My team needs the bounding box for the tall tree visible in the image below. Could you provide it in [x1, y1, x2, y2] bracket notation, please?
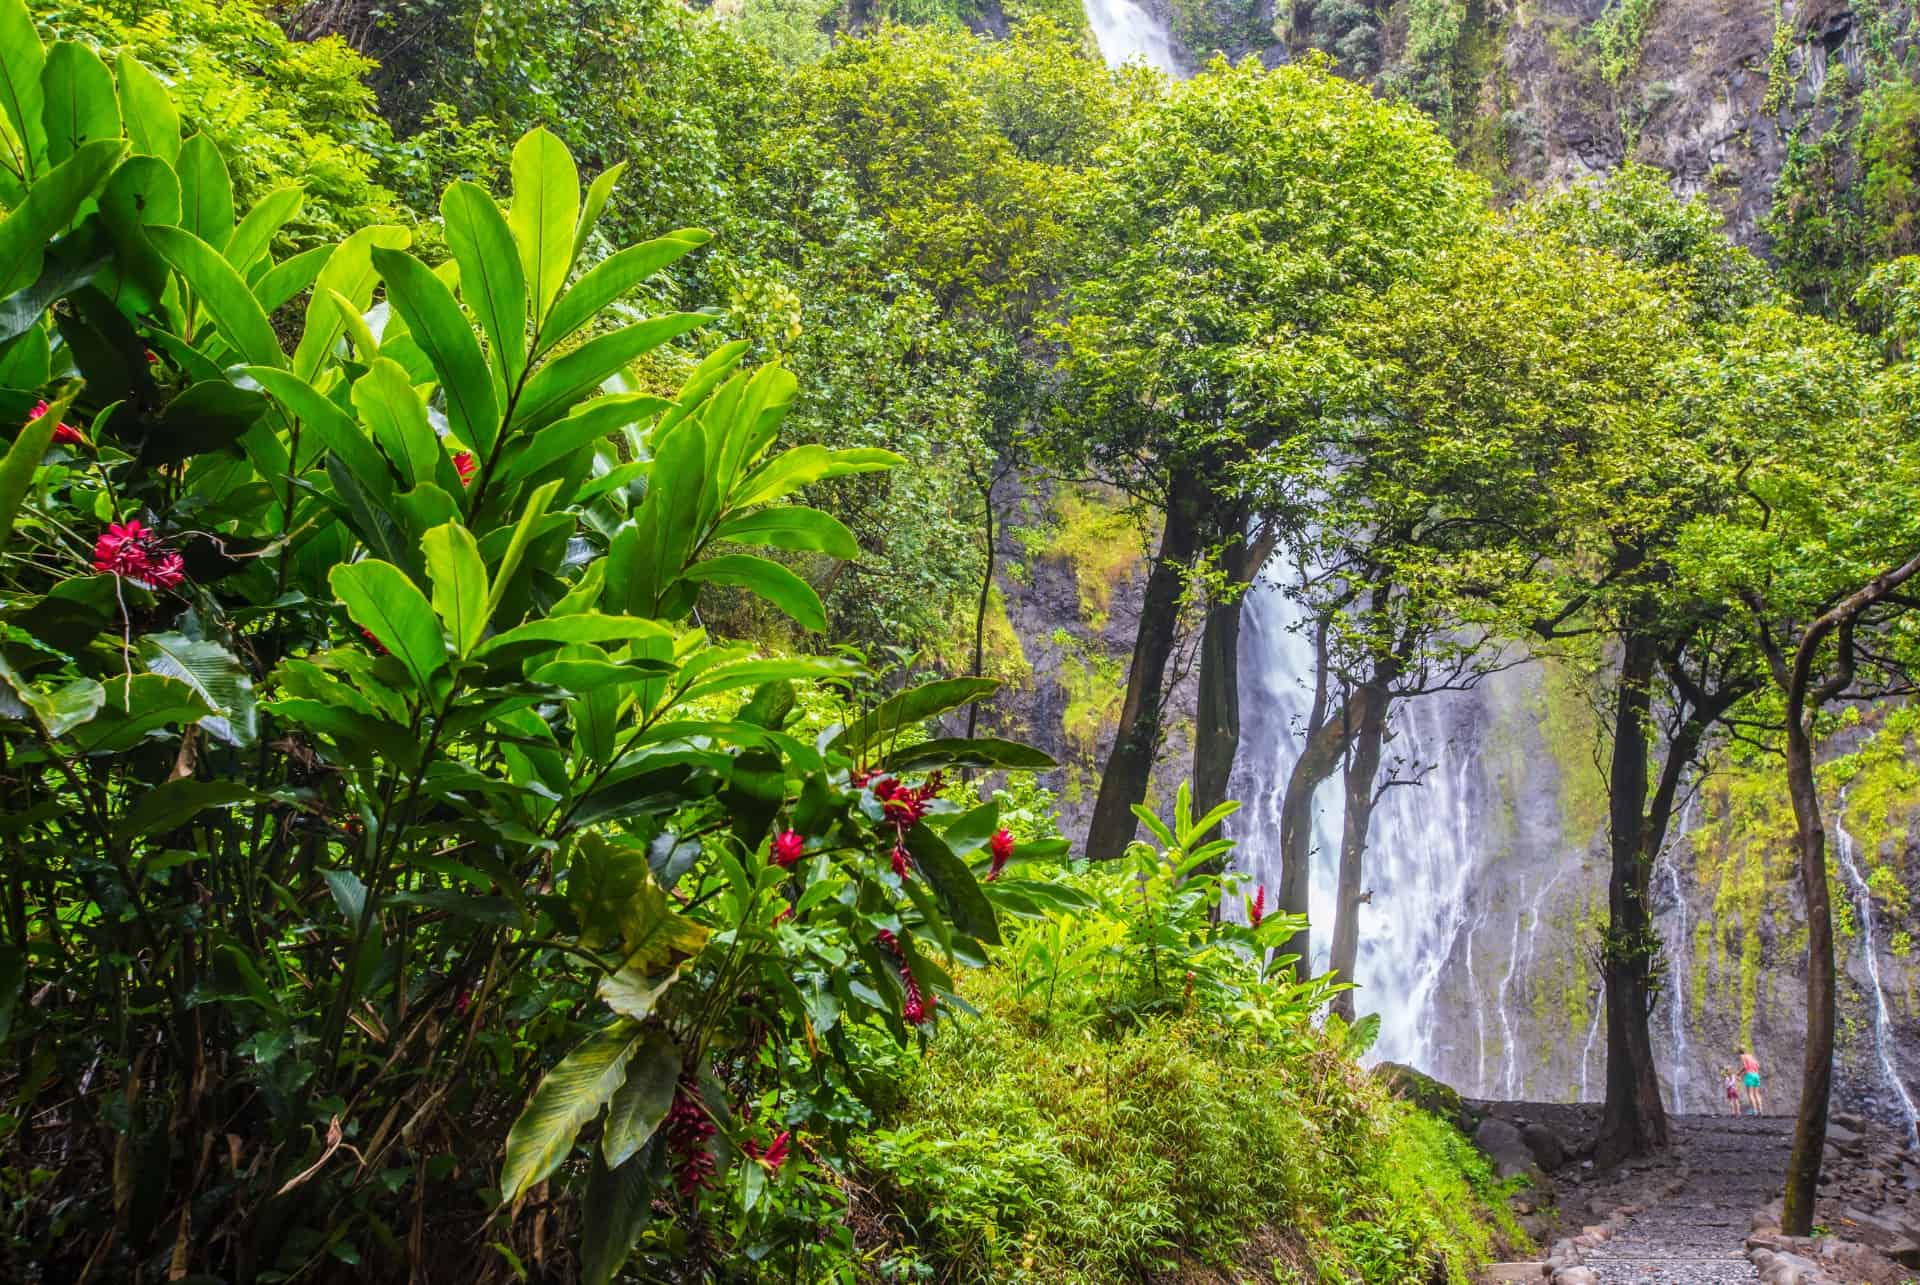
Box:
[1048, 54, 1483, 858]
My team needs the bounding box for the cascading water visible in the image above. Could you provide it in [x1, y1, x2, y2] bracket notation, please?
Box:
[1230, 573, 1499, 1075]
[1080, 0, 1180, 75]
[1832, 801, 1920, 1147]
[1652, 793, 1700, 1112]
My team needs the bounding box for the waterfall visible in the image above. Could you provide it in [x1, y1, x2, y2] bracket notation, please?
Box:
[1833, 802, 1920, 1147]
[1230, 574, 1497, 1076]
[1653, 793, 1699, 1112]
[1081, 0, 1181, 75]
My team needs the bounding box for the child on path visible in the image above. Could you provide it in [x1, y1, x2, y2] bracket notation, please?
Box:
[1740, 1049, 1764, 1115]
[1723, 1066, 1740, 1117]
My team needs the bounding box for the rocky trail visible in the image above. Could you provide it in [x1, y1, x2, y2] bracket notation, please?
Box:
[1464, 1102, 1920, 1285]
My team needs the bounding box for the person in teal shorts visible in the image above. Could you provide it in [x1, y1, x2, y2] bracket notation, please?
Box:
[1739, 1049, 1764, 1115]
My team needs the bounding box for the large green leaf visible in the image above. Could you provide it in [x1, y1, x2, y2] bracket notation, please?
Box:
[571, 160, 626, 269]
[292, 225, 411, 381]
[69, 674, 213, 753]
[113, 779, 253, 845]
[679, 554, 825, 632]
[114, 51, 178, 166]
[885, 737, 1056, 772]
[482, 478, 559, 616]
[224, 186, 303, 276]
[422, 521, 489, 657]
[150, 225, 284, 369]
[537, 231, 710, 357]
[246, 365, 392, 496]
[711, 505, 860, 559]
[580, 1152, 650, 1285]
[351, 357, 444, 490]
[500, 1021, 646, 1204]
[599, 1032, 679, 1168]
[0, 387, 76, 544]
[508, 127, 580, 333]
[252, 243, 329, 315]
[510, 313, 713, 436]
[903, 822, 1001, 946]
[40, 42, 118, 169]
[474, 613, 670, 662]
[828, 677, 1000, 759]
[568, 835, 711, 963]
[442, 181, 527, 388]
[176, 133, 233, 252]
[329, 561, 448, 697]
[597, 963, 682, 1024]
[0, 0, 47, 183]
[371, 247, 501, 459]
[0, 139, 122, 296]
[734, 444, 904, 508]
[95, 155, 181, 314]
[140, 380, 265, 466]
[138, 631, 256, 746]
[498, 393, 668, 488]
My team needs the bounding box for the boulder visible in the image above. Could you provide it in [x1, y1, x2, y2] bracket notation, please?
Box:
[1475, 1118, 1548, 1188]
[1550, 1269, 1598, 1285]
[1375, 1062, 1471, 1131]
[1521, 1121, 1568, 1172]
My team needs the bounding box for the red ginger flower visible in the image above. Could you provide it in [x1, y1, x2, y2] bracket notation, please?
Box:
[1249, 885, 1266, 929]
[453, 451, 476, 485]
[771, 829, 805, 868]
[986, 828, 1015, 881]
[744, 1130, 791, 1174]
[92, 520, 185, 589]
[890, 844, 911, 878]
[665, 1077, 717, 1198]
[875, 928, 930, 1025]
[31, 400, 84, 447]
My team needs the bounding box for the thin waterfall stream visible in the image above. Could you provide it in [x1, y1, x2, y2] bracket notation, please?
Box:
[1081, 0, 1179, 73]
[1833, 800, 1920, 1147]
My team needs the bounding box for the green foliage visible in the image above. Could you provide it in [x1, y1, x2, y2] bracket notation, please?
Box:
[0, 37, 1071, 1280]
[851, 791, 1521, 1282]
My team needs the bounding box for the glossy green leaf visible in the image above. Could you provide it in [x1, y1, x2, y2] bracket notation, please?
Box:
[734, 444, 904, 508]
[0, 139, 122, 296]
[442, 180, 527, 387]
[115, 51, 178, 165]
[245, 365, 392, 497]
[176, 133, 233, 252]
[0, 387, 76, 545]
[351, 357, 442, 490]
[474, 614, 670, 661]
[69, 674, 213, 753]
[599, 1032, 679, 1169]
[885, 737, 1056, 772]
[225, 186, 304, 275]
[829, 677, 1000, 759]
[904, 822, 1000, 946]
[371, 246, 501, 458]
[150, 224, 284, 369]
[679, 554, 825, 632]
[329, 560, 447, 696]
[580, 1153, 650, 1285]
[483, 479, 559, 617]
[423, 521, 489, 657]
[571, 160, 626, 270]
[508, 127, 580, 333]
[252, 243, 329, 315]
[40, 42, 118, 168]
[711, 505, 860, 559]
[292, 224, 411, 381]
[95, 155, 181, 313]
[114, 779, 253, 844]
[139, 631, 256, 746]
[0, 0, 47, 182]
[537, 231, 709, 357]
[498, 393, 668, 488]
[500, 1021, 645, 1204]
[510, 312, 713, 436]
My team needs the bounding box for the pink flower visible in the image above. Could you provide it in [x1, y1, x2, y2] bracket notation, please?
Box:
[91, 520, 185, 589]
[986, 828, 1014, 881]
[453, 451, 476, 485]
[771, 829, 805, 868]
[890, 844, 911, 878]
[1249, 886, 1266, 929]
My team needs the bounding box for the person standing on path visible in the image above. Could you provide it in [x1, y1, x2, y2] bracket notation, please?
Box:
[1740, 1049, 1764, 1115]
[1723, 1065, 1741, 1117]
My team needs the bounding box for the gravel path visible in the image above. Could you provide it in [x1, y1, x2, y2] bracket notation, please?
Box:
[1581, 1115, 1792, 1284]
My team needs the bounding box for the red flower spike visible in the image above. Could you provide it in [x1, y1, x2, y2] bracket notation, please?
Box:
[876, 928, 897, 952]
[1249, 886, 1266, 929]
[744, 1130, 792, 1174]
[890, 844, 911, 878]
[771, 829, 805, 868]
[453, 451, 477, 485]
[986, 828, 1015, 881]
[91, 520, 186, 590]
[665, 1078, 717, 1198]
[773, 904, 794, 926]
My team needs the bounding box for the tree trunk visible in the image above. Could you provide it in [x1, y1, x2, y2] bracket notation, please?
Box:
[1328, 679, 1388, 1022]
[1192, 515, 1251, 837]
[1084, 470, 1204, 859]
[965, 463, 1000, 743]
[1594, 625, 1670, 1167]
[1277, 691, 1353, 980]
[1780, 697, 1832, 1234]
